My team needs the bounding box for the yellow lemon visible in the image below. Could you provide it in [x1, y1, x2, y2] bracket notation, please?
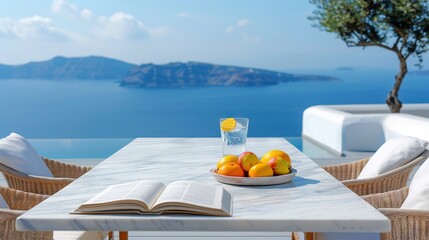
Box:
[221, 118, 236, 131]
[248, 163, 274, 177]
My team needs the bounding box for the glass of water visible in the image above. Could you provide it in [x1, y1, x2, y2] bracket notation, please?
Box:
[219, 118, 249, 156]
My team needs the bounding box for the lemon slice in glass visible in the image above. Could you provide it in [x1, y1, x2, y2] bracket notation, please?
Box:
[221, 118, 236, 131]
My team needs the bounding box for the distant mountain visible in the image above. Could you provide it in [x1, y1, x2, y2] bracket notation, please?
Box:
[0, 56, 137, 80]
[0, 57, 341, 87]
[336, 67, 354, 71]
[121, 62, 340, 88]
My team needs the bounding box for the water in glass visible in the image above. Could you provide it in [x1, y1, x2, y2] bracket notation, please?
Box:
[220, 118, 249, 155]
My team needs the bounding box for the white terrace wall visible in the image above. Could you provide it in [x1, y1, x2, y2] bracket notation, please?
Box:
[302, 104, 429, 155]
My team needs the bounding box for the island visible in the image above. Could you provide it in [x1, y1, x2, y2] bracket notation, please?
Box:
[121, 62, 340, 87]
[0, 56, 137, 80]
[0, 56, 341, 87]
[335, 67, 354, 71]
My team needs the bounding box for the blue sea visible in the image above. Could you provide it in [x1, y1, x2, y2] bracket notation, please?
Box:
[0, 69, 428, 138]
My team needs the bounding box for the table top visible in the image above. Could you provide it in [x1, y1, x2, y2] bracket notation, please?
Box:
[17, 138, 390, 233]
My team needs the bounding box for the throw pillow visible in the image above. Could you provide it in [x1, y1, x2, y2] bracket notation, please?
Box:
[357, 137, 428, 179]
[401, 152, 429, 209]
[0, 132, 53, 177]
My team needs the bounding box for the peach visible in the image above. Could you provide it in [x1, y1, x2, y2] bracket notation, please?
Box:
[238, 151, 259, 172]
[217, 155, 239, 169]
[260, 150, 291, 165]
[248, 163, 274, 177]
[217, 163, 245, 177]
[267, 157, 291, 175]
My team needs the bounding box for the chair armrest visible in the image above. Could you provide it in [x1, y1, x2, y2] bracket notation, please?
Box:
[0, 186, 49, 210]
[341, 165, 412, 196]
[361, 187, 408, 209]
[0, 208, 23, 224]
[322, 158, 369, 181]
[339, 151, 425, 196]
[3, 171, 74, 195]
[378, 208, 429, 240]
[0, 209, 53, 240]
[43, 157, 92, 178]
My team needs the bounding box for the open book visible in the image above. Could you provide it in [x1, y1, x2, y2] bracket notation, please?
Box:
[73, 180, 232, 216]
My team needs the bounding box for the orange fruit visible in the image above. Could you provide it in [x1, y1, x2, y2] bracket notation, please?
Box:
[217, 155, 239, 169]
[260, 150, 291, 165]
[248, 163, 274, 177]
[217, 162, 245, 177]
[220, 118, 236, 131]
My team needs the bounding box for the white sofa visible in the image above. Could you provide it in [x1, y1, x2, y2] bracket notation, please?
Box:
[302, 104, 429, 155]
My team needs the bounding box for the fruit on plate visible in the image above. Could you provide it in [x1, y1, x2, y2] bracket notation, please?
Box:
[260, 150, 291, 165]
[238, 151, 260, 171]
[215, 150, 293, 178]
[248, 163, 274, 177]
[267, 157, 291, 175]
[217, 155, 239, 169]
[217, 162, 245, 177]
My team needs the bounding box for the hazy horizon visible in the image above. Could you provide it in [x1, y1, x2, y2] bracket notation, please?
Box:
[1, 0, 428, 72]
[0, 54, 419, 74]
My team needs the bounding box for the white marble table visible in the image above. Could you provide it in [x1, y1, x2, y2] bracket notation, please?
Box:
[17, 138, 390, 239]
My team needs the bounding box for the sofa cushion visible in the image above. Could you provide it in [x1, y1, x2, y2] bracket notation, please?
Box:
[357, 137, 428, 179]
[401, 153, 429, 209]
[0, 133, 53, 177]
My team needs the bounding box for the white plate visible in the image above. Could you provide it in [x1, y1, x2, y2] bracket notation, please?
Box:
[210, 168, 297, 186]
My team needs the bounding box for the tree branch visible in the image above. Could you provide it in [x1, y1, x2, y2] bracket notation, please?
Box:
[354, 41, 394, 52]
[392, 36, 401, 50]
[352, 32, 363, 41]
[399, 36, 408, 52]
[393, 27, 409, 53]
[405, 38, 419, 59]
[347, 32, 395, 51]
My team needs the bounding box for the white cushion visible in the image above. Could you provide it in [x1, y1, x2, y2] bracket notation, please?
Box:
[0, 132, 53, 177]
[401, 153, 429, 210]
[53, 231, 108, 240]
[357, 137, 428, 179]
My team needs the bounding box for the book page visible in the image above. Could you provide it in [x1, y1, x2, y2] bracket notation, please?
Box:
[82, 180, 166, 210]
[154, 181, 230, 212]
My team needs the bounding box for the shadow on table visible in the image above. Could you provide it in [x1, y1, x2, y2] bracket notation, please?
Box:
[288, 176, 320, 188]
[234, 176, 320, 189]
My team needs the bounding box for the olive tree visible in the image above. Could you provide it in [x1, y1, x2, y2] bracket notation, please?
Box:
[309, 0, 429, 112]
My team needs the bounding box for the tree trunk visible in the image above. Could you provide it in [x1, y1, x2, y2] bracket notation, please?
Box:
[386, 53, 407, 113]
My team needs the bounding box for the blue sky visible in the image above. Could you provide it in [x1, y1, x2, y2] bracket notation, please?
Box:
[0, 0, 426, 71]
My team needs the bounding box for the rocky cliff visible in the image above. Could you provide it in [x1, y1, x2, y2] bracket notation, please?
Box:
[0, 57, 340, 86]
[121, 62, 339, 87]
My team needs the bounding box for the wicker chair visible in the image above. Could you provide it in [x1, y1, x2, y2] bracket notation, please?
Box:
[0, 157, 92, 195]
[0, 186, 107, 240]
[291, 189, 429, 240]
[322, 149, 429, 196]
[362, 187, 429, 240]
[292, 150, 429, 240]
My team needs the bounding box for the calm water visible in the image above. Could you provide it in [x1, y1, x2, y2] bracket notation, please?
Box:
[0, 69, 428, 138]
